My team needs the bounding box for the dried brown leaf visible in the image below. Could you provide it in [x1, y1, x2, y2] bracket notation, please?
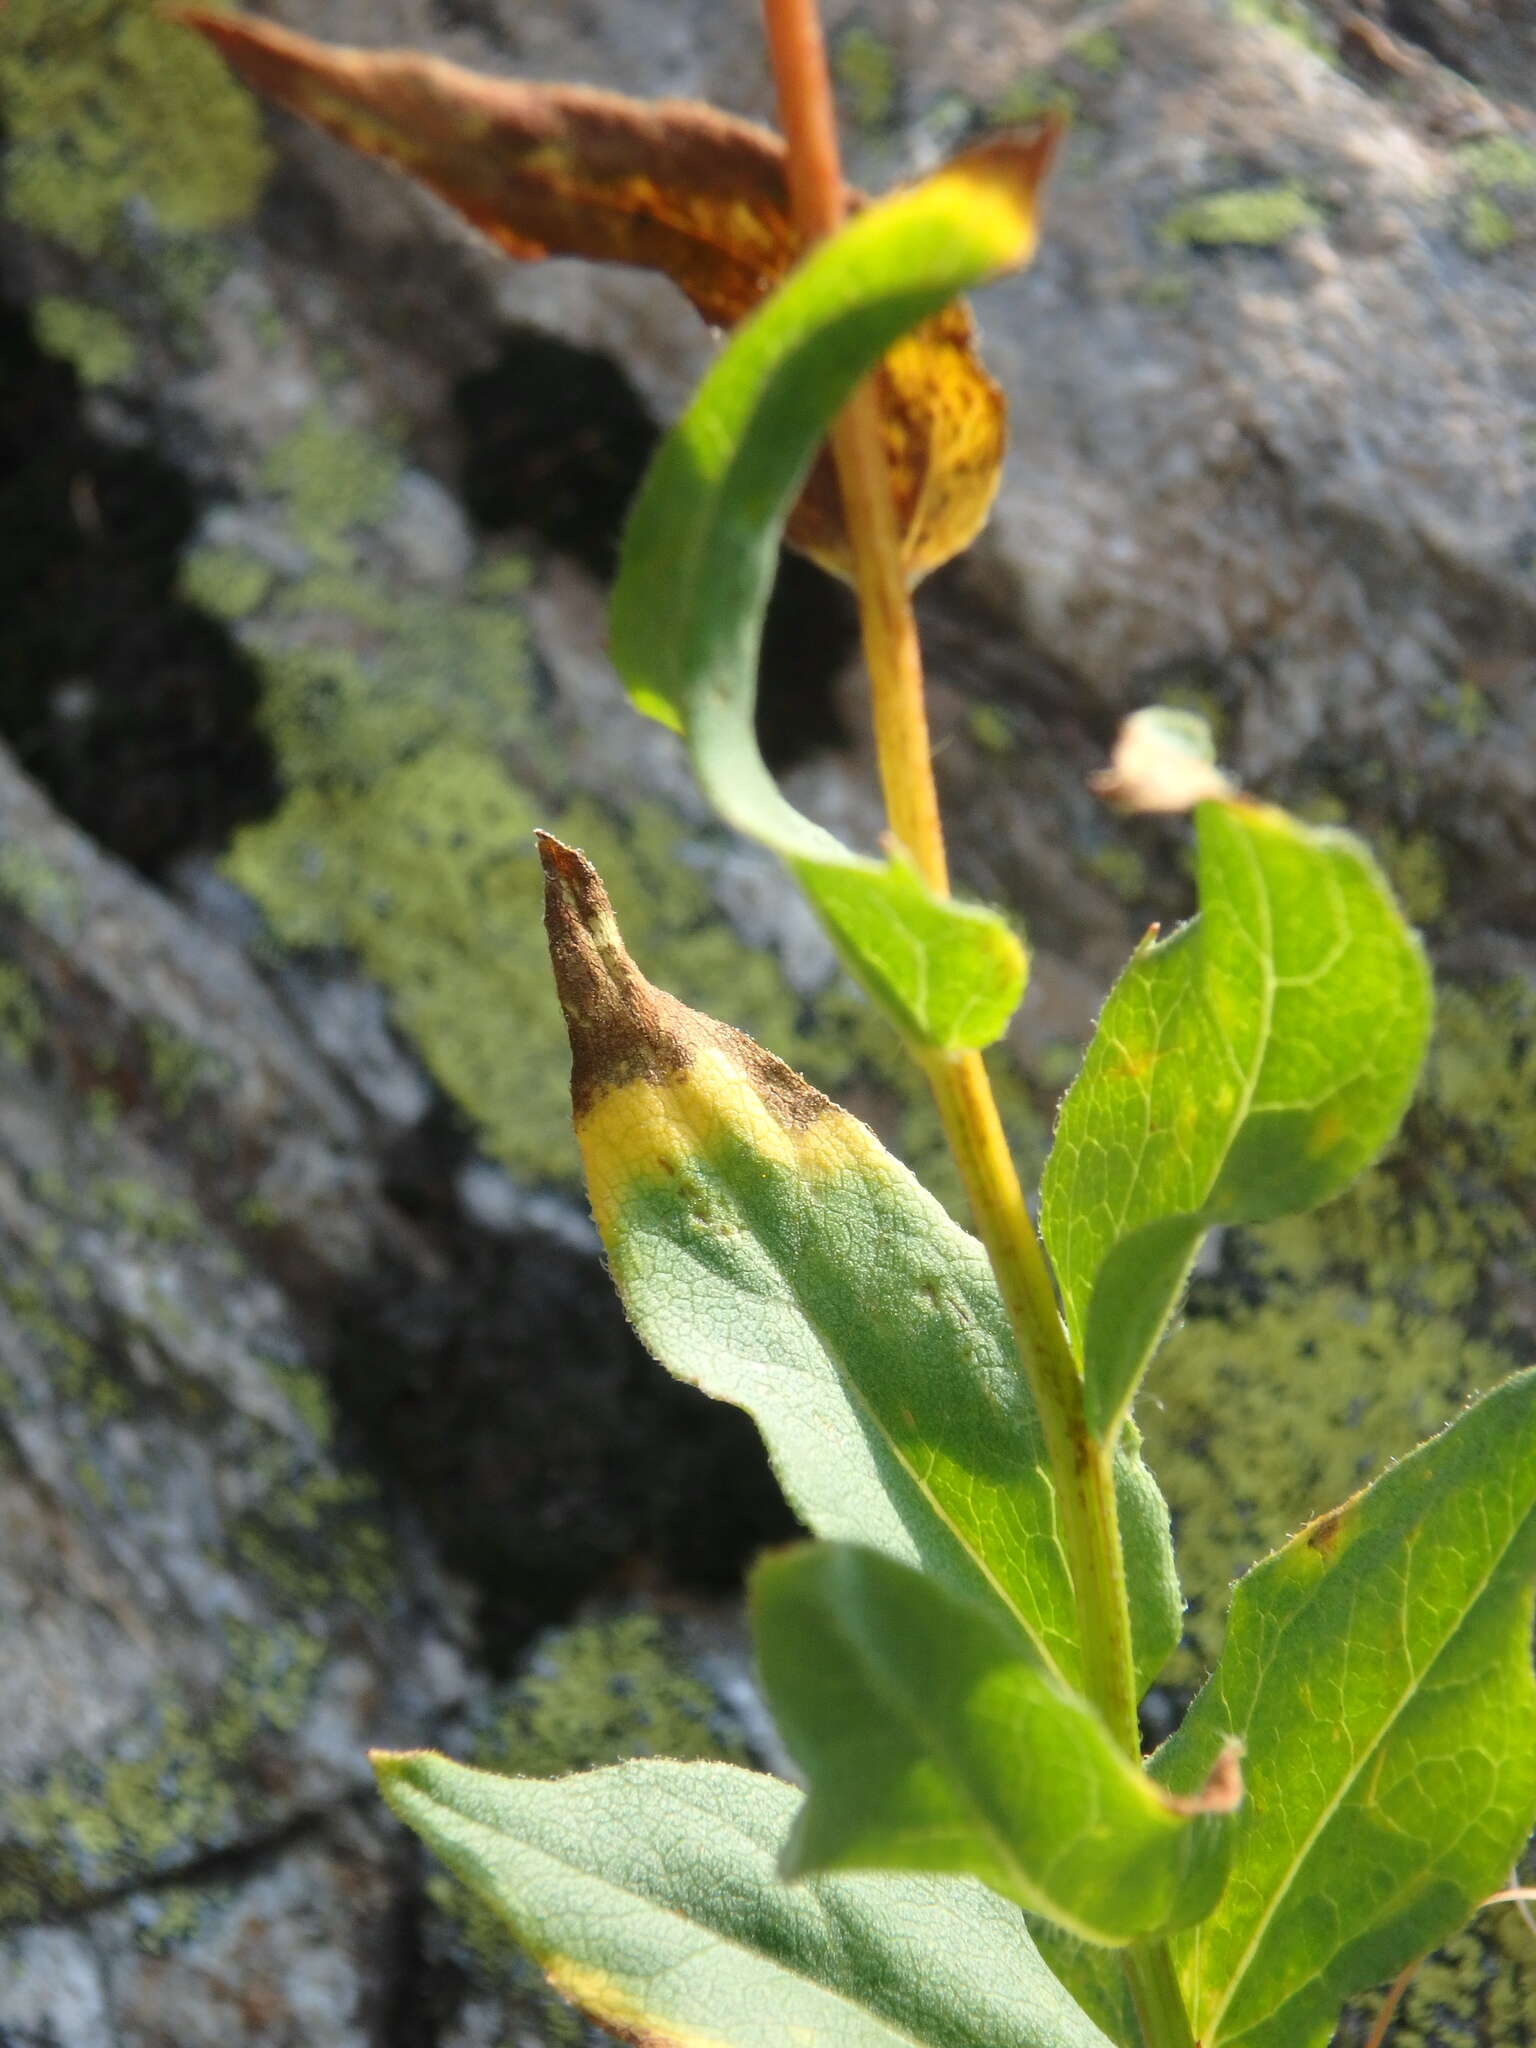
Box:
[175, 7, 1054, 584]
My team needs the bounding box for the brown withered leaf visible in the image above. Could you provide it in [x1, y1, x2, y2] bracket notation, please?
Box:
[175, 7, 1050, 586]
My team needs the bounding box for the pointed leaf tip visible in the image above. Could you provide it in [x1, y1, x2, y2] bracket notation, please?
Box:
[956, 111, 1068, 227]
[536, 832, 678, 1115]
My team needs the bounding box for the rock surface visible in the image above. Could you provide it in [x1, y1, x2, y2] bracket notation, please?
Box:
[1, 0, 1533, 2040]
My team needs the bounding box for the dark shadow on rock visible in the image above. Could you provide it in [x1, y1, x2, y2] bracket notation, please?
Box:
[328, 1105, 797, 1675]
[454, 325, 858, 772]
[0, 299, 277, 874]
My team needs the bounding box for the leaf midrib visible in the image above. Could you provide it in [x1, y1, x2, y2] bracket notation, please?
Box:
[1201, 1485, 1536, 2043]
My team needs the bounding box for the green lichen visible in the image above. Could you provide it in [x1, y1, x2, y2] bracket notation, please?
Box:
[31, 296, 137, 387]
[1374, 828, 1448, 925]
[1158, 182, 1322, 249]
[1461, 193, 1516, 257]
[0, 1269, 126, 1426]
[1230, 0, 1337, 63]
[1084, 843, 1149, 905]
[0, 964, 44, 1064]
[1425, 677, 1491, 742]
[94, 1177, 201, 1245]
[966, 704, 1016, 755]
[1453, 134, 1536, 192]
[0, 847, 83, 936]
[1343, 1913, 1536, 2047]
[177, 545, 277, 623]
[832, 25, 898, 131]
[987, 75, 1078, 128]
[1135, 271, 1197, 313]
[142, 1018, 227, 1118]
[0, 0, 270, 260]
[1142, 980, 1536, 1680]
[1449, 137, 1535, 256]
[85, 1087, 121, 1138]
[1, 1622, 325, 1919]
[472, 1615, 748, 1781]
[228, 1466, 392, 1614]
[1068, 29, 1123, 74]
[258, 413, 403, 568]
[132, 1883, 225, 1958]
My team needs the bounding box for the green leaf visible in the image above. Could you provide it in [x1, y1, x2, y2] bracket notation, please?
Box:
[754, 1542, 1235, 1945]
[1040, 797, 1431, 1442]
[1027, 1922, 1146, 2048]
[1152, 1367, 1536, 2048]
[374, 1753, 1116, 2048]
[542, 836, 1182, 1695]
[609, 136, 1060, 1051]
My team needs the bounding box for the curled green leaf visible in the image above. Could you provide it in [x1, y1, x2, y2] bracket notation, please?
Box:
[610, 131, 1062, 1050]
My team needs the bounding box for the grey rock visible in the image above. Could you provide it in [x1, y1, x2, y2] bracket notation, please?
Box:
[0, 1809, 403, 2048]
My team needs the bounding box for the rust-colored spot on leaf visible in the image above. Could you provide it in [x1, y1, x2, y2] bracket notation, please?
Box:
[174, 7, 1057, 584]
[1305, 1502, 1351, 1556]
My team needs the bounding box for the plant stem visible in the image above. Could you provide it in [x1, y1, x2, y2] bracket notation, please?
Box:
[759, 4, 1194, 2043]
[759, 0, 949, 894]
[921, 1046, 1139, 1753]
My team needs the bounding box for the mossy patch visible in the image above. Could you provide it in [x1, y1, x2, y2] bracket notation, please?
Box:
[1, 1623, 325, 1921]
[1374, 828, 1448, 926]
[0, 0, 270, 261]
[1158, 182, 1322, 249]
[142, 1017, 233, 1120]
[0, 963, 45, 1064]
[228, 1465, 393, 1614]
[258, 413, 403, 567]
[1450, 136, 1535, 256]
[1460, 193, 1516, 257]
[31, 297, 137, 388]
[0, 847, 83, 937]
[1067, 29, 1123, 75]
[176, 545, 277, 623]
[987, 75, 1079, 128]
[1453, 134, 1536, 193]
[1142, 979, 1536, 1680]
[966, 704, 1016, 755]
[1342, 1909, 1536, 2047]
[832, 25, 898, 131]
[1230, 0, 1337, 64]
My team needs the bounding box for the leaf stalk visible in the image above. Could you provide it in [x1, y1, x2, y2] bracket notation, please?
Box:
[759, 3, 1196, 2040]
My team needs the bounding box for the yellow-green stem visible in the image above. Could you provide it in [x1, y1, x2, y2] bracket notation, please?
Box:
[922, 1048, 1141, 1755]
[759, 1, 1194, 2041]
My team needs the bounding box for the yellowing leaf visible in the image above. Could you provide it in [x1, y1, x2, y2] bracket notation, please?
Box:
[538, 834, 1182, 1693]
[176, 7, 1057, 585]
